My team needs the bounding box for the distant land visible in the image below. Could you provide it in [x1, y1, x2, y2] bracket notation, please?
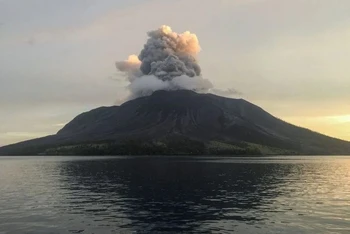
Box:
[1, 90, 350, 156]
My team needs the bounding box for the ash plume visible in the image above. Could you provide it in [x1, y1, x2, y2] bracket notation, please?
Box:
[116, 25, 213, 98]
[211, 88, 243, 97]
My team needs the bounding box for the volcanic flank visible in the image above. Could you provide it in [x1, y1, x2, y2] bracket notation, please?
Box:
[1, 26, 350, 156]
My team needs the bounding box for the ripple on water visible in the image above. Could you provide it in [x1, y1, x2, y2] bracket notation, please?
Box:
[0, 156, 349, 233]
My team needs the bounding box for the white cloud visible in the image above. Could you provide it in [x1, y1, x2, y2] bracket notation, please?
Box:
[53, 123, 67, 127]
[4, 132, 49, 138]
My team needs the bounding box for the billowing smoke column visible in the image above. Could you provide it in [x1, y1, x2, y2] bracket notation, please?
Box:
[116, 25, 213, 98]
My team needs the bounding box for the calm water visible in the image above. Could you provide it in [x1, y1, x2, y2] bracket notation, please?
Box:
[0, 156, 349, 234]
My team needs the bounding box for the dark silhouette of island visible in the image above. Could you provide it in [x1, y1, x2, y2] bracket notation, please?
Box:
[1, 90, 350, 155]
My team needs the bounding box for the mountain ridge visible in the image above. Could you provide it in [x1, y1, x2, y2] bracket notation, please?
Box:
[1, 90, 350, 155]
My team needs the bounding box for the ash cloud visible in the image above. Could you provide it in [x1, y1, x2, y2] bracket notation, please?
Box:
[116, 25, 213, 99]
[211, 88, 243, 97]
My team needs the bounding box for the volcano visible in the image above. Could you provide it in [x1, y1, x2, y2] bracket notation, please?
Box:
[1, 90, 350, 155]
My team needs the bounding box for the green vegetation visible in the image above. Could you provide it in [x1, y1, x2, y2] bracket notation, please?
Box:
[245, 143, 298, 155]
[43, 138, 207, 156]
[0, 137, 307, 156]
[39, 138, 277, 156]
[206, 141, 261, 155]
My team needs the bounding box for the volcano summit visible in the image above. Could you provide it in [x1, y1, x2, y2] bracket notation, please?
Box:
[1, 90, 350, 155]
[1, 26, 349, 155]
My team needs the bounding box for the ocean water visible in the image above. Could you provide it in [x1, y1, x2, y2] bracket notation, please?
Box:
[0, 156, 349, 234]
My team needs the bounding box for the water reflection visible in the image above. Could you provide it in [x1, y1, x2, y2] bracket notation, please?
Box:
[58, 157, 294, 233]
[1, 156, 349, 233]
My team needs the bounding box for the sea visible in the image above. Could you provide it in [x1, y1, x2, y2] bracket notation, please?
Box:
[0, 156, 349, 234]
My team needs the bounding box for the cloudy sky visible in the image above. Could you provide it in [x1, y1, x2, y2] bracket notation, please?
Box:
[1, 0, 350, 145]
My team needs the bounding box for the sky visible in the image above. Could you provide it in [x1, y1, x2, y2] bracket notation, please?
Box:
[1, 0, 350, 145]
